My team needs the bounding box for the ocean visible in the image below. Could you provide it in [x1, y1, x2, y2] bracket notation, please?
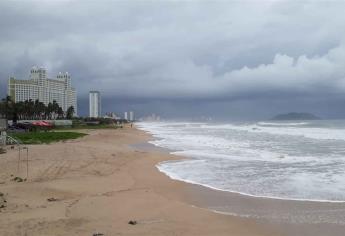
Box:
[137, 120, 345, 203]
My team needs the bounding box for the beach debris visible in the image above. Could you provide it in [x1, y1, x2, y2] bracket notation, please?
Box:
[128, 220, 137, 225]
[12, 176, 25, 182]
[0, 147, 6, 154]
[0, 192, 6, 209]
[92, 233, 104, 236]
[47, 197, 58, 202]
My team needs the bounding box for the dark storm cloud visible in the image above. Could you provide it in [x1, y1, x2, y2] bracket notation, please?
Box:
[1, 0, 345, 118]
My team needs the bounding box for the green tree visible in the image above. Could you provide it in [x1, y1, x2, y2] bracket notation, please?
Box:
[46, 102, 54, 120]
[1, 97, 68, 121]
[52, 100, 59, 119]
[57, 107, 64, 119]
[0, 96, 15, 121]
[15, 101, 25, 120]
[22, 99, 34, 119]
[33, 100, 40, 119]
[66, 106, 75, 119]
[37, 101, 46, 119]
[0, 98, 6, 118]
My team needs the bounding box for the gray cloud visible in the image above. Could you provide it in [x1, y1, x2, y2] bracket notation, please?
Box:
[1, 0, 345, 118]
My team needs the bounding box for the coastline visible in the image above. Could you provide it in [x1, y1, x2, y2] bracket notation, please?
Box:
[157, 160, 345, 203]
[0, 126, 278, 236]
[138, 126, 345, 236]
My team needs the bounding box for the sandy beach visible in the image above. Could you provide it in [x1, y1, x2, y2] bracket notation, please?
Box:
[0, 127, 281, 236]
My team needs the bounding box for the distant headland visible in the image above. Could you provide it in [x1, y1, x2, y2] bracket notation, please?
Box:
[271, 112, 321, 120]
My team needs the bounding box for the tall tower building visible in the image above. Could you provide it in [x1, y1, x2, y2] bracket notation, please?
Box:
[89, 91, 101, 118]
[129, 111, 134, 121]
[124, 112, 128, 120]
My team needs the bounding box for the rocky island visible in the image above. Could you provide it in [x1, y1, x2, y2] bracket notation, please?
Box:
[271, 112, 321, 120]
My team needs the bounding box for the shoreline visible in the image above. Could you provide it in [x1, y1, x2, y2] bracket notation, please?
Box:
[0, 126, 279, 236]
[139, 127, 345, 236]
[141, 130, 345, 204]
[157, 164, 345, 203]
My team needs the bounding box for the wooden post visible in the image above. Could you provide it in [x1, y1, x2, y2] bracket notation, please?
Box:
[17, 147, 21, 173]
[26, 147, 29, 179]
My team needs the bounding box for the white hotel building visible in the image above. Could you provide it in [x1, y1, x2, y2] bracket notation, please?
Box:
[7, 66, 77, 115]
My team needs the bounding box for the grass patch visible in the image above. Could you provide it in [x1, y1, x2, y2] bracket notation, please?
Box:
[11, 131, 87, 144]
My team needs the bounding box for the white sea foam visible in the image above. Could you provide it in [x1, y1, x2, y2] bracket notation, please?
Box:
[137, 121, 345, 202]
[200, 123, 345, 141]
[171, 149, 327, 163]
[257, 121, 309, 126]
[156, 163, 345, 203]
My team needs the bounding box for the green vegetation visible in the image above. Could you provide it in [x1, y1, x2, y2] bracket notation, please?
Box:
[11, 131, 87, 144]
[0, 96, 75, 121]
[54, 123, 120, 130]
[53, 117, 125, 130]
[0, 96, 126, 132]
[66, 106, 75, 119]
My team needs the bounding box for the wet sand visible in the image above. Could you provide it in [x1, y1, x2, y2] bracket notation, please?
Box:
[133, 141, 345, 236]
[0, 127, 279, 236]
[182, 183, 345, 236]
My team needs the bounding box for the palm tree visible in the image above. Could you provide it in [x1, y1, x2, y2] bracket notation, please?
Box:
[15, 101, 25, 120]
[28, 99, 34, 119]
[0, 98, 6, 118]
[47, 102, 54, 120]
[38, 101, 46, 119]
[22, 100, 34, 119]
[1, 97, 70, 121]
[34, 99, 40, 119]
[66, 106, 75, 119]
[52, 100, 60, 120]
[57, 107, 64, 119]
[2, 96, 15, 121]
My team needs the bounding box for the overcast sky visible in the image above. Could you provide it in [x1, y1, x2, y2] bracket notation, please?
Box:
[1, 0, 345, 119]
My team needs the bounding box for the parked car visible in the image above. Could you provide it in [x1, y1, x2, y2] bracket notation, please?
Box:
[7, 125, 26, 133]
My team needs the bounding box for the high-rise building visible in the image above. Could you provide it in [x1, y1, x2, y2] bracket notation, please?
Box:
[105, 112, 119, 119]
[129, 111, 134, 121]
[124, 112, 128, 120]
[89, 91, 101, 118]
[7, 66, 77, 115]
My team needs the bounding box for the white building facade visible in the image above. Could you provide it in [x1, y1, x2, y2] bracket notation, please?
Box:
[7, 66, 77, 115]
[89, 91, 101, 118]
[129, 111, 134, 121]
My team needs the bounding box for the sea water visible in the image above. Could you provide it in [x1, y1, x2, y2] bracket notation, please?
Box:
[137, 120, 345, 202]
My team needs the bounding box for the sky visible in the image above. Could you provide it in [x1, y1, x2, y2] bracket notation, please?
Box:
[1, 0, 345, 120]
